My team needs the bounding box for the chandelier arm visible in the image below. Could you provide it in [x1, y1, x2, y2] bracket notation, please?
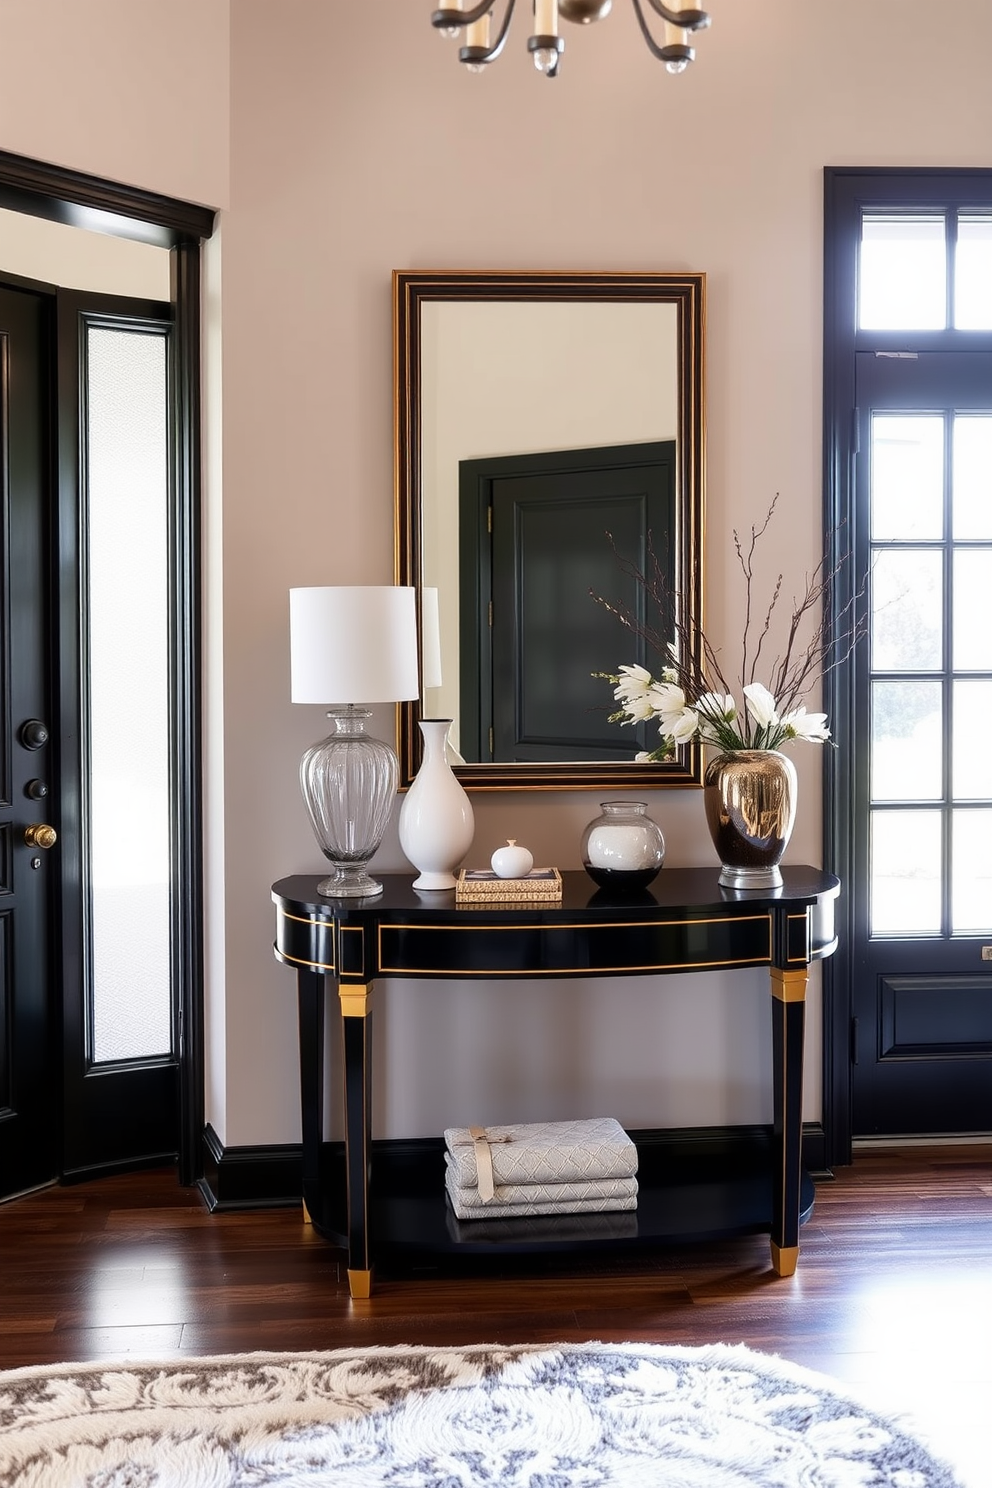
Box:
[629, 0, 695, 59]
[458, 0, 518, 64]
[641, 0, 711, 32]
[431, 2, 501, 28]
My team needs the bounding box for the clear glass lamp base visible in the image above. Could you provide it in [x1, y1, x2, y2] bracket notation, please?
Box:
[299, 706, 398, 899]
[316, 865, 384, 898]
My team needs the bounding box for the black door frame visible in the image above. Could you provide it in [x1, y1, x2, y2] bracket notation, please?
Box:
[0, 148, 215, 1187]
[821, 166, 992, 1167]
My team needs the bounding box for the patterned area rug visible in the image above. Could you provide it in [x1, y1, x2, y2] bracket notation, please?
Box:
[0, 1340, 962, 1487]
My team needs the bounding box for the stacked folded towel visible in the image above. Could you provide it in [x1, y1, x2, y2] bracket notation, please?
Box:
[443, 1116, 638, 1221]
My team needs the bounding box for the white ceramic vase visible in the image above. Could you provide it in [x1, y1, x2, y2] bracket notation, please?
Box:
[398, 718, 475, 889]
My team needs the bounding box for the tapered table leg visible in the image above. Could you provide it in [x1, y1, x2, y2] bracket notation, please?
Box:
[339, 982, 374, 1298]
[770, 964, 807, 1277]
[297, 967, 325, 1227]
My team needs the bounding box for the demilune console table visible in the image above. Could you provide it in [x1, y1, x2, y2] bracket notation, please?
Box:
[272, 867, 839, 1298]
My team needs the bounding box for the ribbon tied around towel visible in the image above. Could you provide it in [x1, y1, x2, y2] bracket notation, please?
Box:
[457, 1126, 511, 1203]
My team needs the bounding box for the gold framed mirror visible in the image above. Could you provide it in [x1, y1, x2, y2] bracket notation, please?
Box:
[394, 270, 705, 791]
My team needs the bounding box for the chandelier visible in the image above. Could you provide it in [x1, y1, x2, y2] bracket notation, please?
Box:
[431, 0, 712, 78]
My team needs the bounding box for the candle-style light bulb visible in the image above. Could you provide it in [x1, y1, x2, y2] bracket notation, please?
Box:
[439, 0, 464, 37]
[532, 0, 559, 73]
[464, 5, 491, 71]
[663, 1, 690, 74]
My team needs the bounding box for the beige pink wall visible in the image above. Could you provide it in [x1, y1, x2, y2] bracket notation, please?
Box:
[220, 0, 992, 1147]
[4, 1, 992, 1149]
[0, 0, 229, 207]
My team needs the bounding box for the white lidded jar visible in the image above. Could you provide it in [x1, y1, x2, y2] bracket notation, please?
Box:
[490, 839, 534, 879]
[580, 800, 665, 889]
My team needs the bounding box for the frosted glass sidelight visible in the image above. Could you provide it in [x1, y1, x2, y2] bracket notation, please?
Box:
[860, 216, 946, 330]
[870, 681, 942, 802]
[86, 327, 172, 1064]
[870, 550, 942, 672]
[952, 810, 992, 933]
[952, 549, 992, 671]
[952, 416, 992, 540]
[954, 216, 992, 330]
[870, 810, 942, 937]
[870, 415, 943, 541]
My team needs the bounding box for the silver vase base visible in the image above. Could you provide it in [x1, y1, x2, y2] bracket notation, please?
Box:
[717, 864, 784, 891]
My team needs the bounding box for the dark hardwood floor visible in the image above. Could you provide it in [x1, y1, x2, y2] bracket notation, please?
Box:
[1, 1144, 989, 1486]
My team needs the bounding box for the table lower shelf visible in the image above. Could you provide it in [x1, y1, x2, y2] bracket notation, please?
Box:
[305, 1129, 815, 1265]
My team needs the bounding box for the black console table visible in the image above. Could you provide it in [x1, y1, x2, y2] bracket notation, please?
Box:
[272, 867, 839, 1298]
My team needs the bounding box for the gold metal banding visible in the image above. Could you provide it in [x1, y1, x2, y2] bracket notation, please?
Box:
[338, 984, 373, 1019]
[377, 914, 772, 977]
[771, 966, 808, 1003]
[340, 924, 365, 976]
[347, 1269, 373, 1299]
[786, 911, 811, 964]
[770, 1242, 799, 1277]
[277, 948, 336, 973]
[276, 908, 336, 972]
[280, 908, 328, 924]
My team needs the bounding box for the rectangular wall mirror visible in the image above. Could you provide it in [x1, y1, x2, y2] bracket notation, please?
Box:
[394, 270, 705, 791]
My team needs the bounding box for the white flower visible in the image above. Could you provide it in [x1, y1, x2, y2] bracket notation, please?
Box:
[695, 693, 737, 726]
[781, 707, 830, 743]
[666, 708, 699, 744]
[613, 665, 656, 722]
[612, 663, 652, 704]
[743, 682, 779, 730]
[649, 681, 687, 718]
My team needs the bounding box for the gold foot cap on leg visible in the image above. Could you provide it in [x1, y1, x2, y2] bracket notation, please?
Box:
[348, 1268, 373, 1299]
[302, 1199, 312, 1225]
[770, 1242, 799, 1277]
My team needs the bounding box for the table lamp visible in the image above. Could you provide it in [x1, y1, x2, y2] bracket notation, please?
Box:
[290, 585, 419, 897]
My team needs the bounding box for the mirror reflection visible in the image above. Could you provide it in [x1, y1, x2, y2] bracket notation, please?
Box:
[394, 271, 705, 791]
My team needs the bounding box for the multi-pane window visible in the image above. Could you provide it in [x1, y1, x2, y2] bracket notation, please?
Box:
[867, 410, 992, 935]
[860, 212, 992, 331]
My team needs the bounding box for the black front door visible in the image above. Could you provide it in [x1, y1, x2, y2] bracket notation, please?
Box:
[0, 281, 58, 1198]
[1, 278, 183, 1200]
[850, 350, 992, 1136]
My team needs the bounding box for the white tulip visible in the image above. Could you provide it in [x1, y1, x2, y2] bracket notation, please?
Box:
[695, 692, 737, 726]
[621, 691, 657, 722]
[743, 682, 780, 729]
[613, 664, 653, 707]
[781, 707, 830, 743]
[650, 682, 687, 714]
[667, 708, 699, 744]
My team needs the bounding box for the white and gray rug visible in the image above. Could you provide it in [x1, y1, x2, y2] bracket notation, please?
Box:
[0, 1340, 962, 1487]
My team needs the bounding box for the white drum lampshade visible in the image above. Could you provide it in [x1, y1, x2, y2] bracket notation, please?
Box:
[290, 586, 419, 898]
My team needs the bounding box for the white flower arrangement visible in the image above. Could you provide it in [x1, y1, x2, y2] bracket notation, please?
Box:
[595, 498, 854, 763]
[609, 664, 829, 761]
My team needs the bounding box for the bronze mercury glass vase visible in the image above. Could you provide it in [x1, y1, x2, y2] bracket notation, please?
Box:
[703, 749, 797, 890]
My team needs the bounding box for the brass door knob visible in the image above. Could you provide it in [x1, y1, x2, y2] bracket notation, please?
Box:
[24, 823, 57, 849]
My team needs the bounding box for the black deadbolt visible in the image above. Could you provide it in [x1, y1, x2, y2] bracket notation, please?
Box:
[25, 779, 49, 800]
[19, 719, 49, 750]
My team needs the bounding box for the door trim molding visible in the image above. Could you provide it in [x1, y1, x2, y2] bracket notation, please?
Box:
[0, 149, 216, 1188]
